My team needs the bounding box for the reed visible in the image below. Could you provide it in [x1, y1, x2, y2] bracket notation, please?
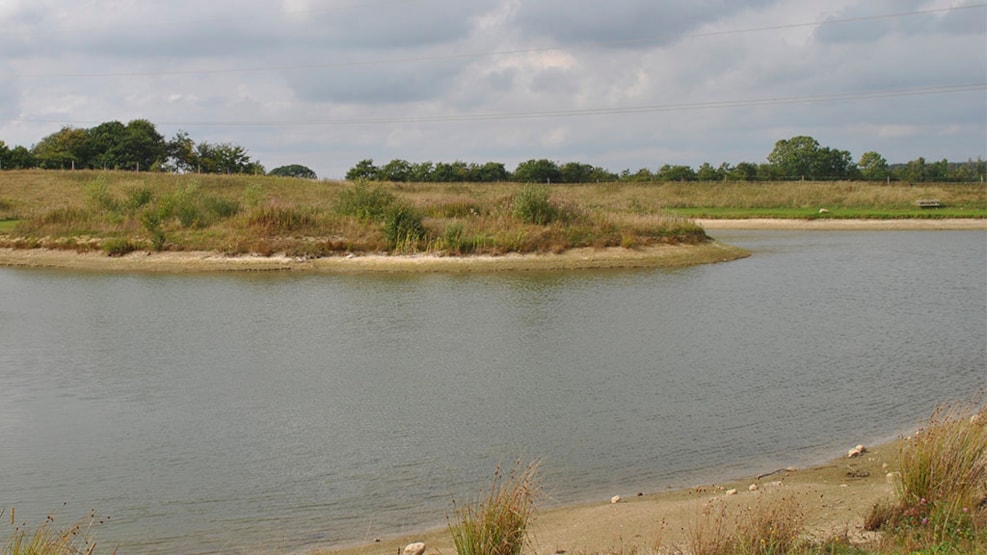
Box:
[448, 460, 540, 555]
[687, 495, 808, 555]
[3, 508, 110, 555]
[863, 400, 987, 552]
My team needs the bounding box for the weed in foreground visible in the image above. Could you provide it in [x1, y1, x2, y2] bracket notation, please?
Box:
[688, 494, 808, 555]
[448, 459, 540, 555]
[3, 507, 112, 555]
[865, 399, 987, 553]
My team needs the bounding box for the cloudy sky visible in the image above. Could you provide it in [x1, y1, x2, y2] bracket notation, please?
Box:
[1, 0, 984, 178]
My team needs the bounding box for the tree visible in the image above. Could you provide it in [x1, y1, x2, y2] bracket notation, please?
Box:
[857, 151, 890, 181]
[346, 159, 379, 181]
[432, 161, 469, 182]
[900, 157, 927, 182]
[6, 145, 36, 169]
[269, 164, 317, 179]
[727, 162, 759, 181]
[766, 136, 820, 179]
[766, 136, 855, 180]
[87, 121, 127, 169]
[696, 162, 723, 181]
[470, 162, 510, 182]
[121, 119, 166, 171]
[656, 164, 696, 181]
[559, 162, 595, 183]
[513, 159, 560, 183]
[32, 126, 91, 169]
[166, 130, 198, 173]
[380, 159, 413, 182]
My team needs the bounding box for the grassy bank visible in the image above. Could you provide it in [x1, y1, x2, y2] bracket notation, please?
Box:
[0, 171, 982, 259]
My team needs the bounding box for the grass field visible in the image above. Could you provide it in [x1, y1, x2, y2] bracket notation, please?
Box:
[0, 170, 983, 257]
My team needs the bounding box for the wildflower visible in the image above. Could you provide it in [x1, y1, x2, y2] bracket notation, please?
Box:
[921, 517, 928, 525]
[963, 507, 969, 513]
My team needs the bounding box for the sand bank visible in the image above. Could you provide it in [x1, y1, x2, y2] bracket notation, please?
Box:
[0, 241, 749, 274]
[315, 441, 902, 555]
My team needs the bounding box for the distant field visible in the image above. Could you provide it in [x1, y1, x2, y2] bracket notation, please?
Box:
[0, 170, 983, 257]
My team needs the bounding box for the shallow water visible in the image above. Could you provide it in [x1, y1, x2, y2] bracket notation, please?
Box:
[0, 230, 984, 554]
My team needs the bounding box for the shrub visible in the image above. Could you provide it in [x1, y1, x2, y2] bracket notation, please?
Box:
[84, 179, 119, 213]
[336, 184, 396, 221]
[448, 460, 540, 555]
[510, 185, 572, 225]
[139, 209, 166, 251]
[125, 186, 154, 211]
[101, 237, 138, 256]
[382, 205, 425, 249]
[866, 400, 987, 551]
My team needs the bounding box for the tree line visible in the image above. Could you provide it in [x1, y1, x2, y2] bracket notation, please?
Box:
[2, 122, 984, 183]
[0, 120, 316, 178]
[347, 136, 985, 183]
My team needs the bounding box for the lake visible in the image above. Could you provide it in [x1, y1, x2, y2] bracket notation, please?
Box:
[0, 230, 984, 554]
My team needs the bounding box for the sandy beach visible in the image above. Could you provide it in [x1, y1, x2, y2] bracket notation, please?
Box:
[315, 440, 902, 555]
[0, 241, 749, 273]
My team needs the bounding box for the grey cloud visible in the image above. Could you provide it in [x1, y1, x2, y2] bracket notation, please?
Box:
[511, 0, 779, 47]
[285, 59, 463, 104]
[298, 0, 501, 50]
[814, 2, 986, 44]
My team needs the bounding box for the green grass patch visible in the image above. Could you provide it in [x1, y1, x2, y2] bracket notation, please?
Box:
[669, 207, 987, 219]
[0, 220, 19, 233]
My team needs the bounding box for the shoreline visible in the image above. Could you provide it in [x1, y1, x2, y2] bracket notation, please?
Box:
[0, 241, 749, 274]
[694, 217, 986, 230]
[312, 437, 907, 555]
[0, 219, 982, 274]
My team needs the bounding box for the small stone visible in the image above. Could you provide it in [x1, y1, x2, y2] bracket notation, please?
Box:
[725, 489, 738, 496]
[404, 542, 426, 555]
[748, 483, 758, 492]
[886, 471, 901, 484]
[610, 495, 621, 504]
[819, 208, 829, 214]
[882, 463, 889, 470]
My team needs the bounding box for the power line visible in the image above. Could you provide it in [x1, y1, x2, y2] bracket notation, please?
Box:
[11, 83, 984, 128]
[11, 4, 985, 79]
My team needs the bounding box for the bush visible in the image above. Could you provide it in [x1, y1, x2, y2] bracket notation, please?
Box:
[511, 185, 562, 225]
[866, 400, 987, 552]
[448, 460, 540, 555]
[382, 205, 425, 249]
[101, 237, 138, 256]
[336, 184, 396, 221]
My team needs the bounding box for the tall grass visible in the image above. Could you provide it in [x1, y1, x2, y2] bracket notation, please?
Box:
[2, 170, 981, 258]
[3, 508, 110, 555]
[865, 400, 987, 552]
[448, 460, 540, 555]
[688, 495, 808, 555]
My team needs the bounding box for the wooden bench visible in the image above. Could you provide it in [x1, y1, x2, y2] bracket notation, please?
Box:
[915, 199, 942, 208]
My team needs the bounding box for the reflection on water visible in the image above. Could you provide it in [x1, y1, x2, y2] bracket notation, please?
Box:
[0, 231, 984, 554]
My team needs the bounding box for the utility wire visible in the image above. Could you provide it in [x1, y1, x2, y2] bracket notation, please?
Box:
[12, 83, 984, 128]
[11, 4, 986, 79]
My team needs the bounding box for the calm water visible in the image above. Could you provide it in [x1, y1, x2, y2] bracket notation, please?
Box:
[1, 230, 984, 554]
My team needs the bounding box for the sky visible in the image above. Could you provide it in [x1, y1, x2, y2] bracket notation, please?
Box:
[0, 0, 985, 179]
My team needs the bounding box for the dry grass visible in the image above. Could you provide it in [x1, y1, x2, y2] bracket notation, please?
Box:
[864, 400, 987, 553]
[0, 170, 717, 257]
[448, 460, 541, 555]
[686, 494, 809, 555]
[3, 508, 111, 555]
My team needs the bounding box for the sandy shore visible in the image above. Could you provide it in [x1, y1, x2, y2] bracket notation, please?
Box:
[314, 441, 902, 555]
[694, 218, 986, 230]
[0, 241, 749, 273]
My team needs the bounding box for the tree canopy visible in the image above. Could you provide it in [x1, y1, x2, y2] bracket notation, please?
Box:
[269, 164, 318, 179]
